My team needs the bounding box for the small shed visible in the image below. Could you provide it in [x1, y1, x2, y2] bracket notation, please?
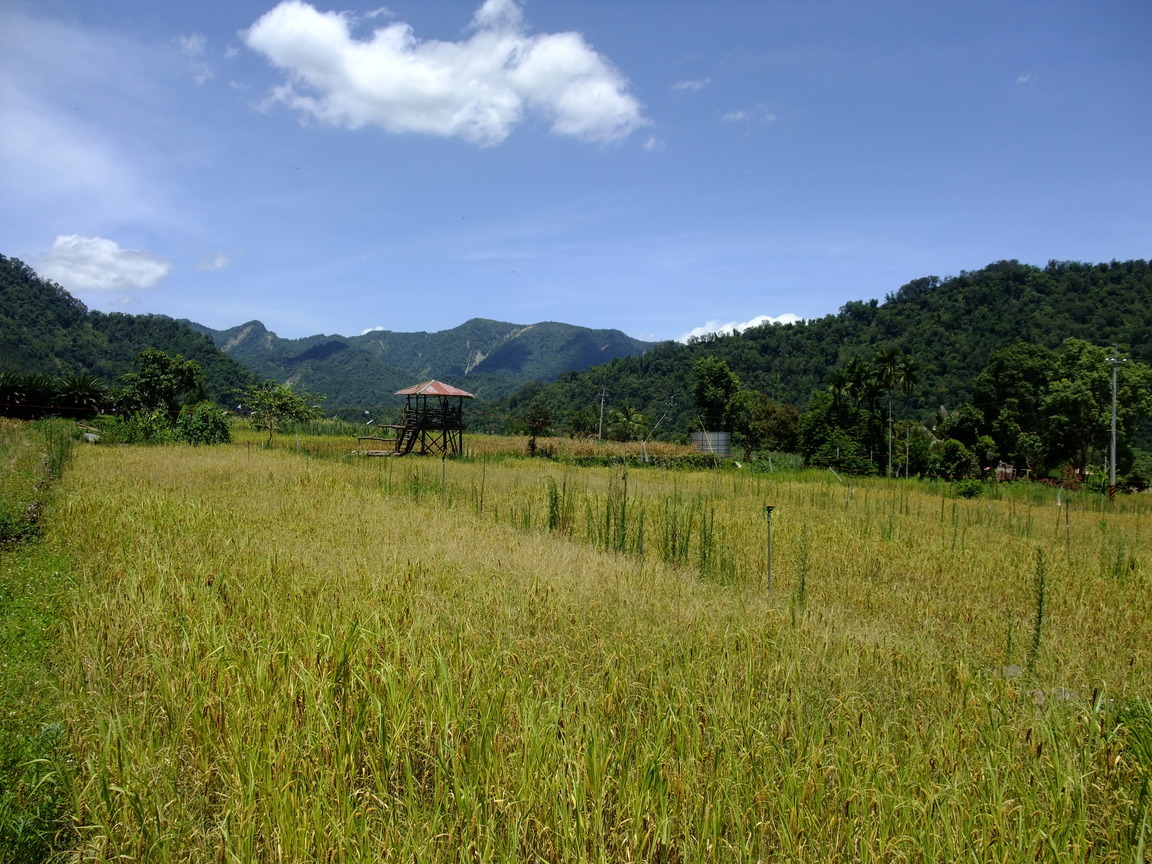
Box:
[359, 379, 474, 457]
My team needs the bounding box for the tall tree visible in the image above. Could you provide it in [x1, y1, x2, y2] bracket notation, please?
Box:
[246, 381, 324, 445]
[117, 349, 206, 414]
[692, 357, 742, 430]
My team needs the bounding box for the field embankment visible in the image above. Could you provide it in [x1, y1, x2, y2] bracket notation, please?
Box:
[0, 419, 76, 861]
[39, 440, 1152, 861]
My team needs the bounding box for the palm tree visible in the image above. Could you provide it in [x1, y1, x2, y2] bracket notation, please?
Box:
[895, 355, 921, 398]
[873, 347, 901, 476]
[825, 366, 850, 410]
[56, 374, 110, 417]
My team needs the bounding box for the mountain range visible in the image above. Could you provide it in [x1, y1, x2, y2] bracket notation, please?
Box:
[185, 318, 655, 408]
[1, 253, 654, 411]
[5, 253, 1151, 436]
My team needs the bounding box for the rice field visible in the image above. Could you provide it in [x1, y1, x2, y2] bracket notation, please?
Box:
[32, 436, 1152, 860]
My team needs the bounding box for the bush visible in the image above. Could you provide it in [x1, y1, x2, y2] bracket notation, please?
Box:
[932, 438, 978, 480]
[93, 410, 175, 445]
[953, 478, 985, 498]
[175, 402, 231, 446]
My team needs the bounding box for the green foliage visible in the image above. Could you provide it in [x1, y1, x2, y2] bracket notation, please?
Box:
[175, 402, 232, 446]
[932, 438, 978, 480]
[497, 259, 1152, 448]
[728, 391, 800, 459]
[0, 254, 256, 406]
[968, 339, 1152, 479]
[117, 348, 206, 413]
[692, 356, 741, 429]
[952, 478, 985, 499]
[0, 371, 114, 420]
[522, 401, 553, 457]
[247, 382, 324, 445]
[797, 391, 876, 475]
[94, 409, 176, 445]
[605, 403, 648, 442]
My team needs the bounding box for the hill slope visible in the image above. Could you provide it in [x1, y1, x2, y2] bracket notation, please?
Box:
[0, 255, 256, 405]
[187, 318, 655, 408]
[496, 259, 1152, 437]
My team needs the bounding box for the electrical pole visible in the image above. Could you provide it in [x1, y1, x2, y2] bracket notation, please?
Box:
[1107, 348, 1128, 500]
[597, 388, 607, 441]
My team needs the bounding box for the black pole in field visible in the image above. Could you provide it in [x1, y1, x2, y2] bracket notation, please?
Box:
[764, 505, 775, 592]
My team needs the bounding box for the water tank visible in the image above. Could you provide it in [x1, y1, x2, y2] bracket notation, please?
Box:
[690, 431, 731, 457]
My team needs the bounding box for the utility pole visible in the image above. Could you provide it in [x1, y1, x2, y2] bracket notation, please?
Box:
[1107, 348, 1128, 500]
[597, 388, 607, 441]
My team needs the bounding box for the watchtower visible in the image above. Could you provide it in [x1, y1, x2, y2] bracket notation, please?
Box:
[376, 380, 474, 457]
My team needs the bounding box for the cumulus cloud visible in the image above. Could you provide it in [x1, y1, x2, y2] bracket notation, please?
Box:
[672, 78, 710, 92]
[678, 313, 801, 344]
[359, 325, 386, 335]
[39, 235, 172, 292]
[243, 0, 646, 145]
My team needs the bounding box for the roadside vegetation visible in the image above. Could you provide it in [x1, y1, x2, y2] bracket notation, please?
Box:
[0, 419, 76, 861]
[22, 430, 1149, 861]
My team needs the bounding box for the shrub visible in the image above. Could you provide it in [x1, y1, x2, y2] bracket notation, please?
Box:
[93, 410, 175, 445]
[175, 402, 231, 446]
[952, 478, 985, 499]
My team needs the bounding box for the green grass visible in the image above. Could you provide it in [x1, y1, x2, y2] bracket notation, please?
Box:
[0, 420, 77, 862]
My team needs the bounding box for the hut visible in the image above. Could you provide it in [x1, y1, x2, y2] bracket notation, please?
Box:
[359, 380, 474, 457]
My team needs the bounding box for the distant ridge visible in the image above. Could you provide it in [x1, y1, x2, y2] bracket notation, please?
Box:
[185, 318, 655, 408]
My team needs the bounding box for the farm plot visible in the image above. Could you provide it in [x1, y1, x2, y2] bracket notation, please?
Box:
[47, 443, 1151, 861]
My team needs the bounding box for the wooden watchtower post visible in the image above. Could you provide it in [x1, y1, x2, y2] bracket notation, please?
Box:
[362, 380, 474, 457]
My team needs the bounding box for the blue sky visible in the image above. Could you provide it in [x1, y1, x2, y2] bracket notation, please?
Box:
[2, 0, 1149, 342]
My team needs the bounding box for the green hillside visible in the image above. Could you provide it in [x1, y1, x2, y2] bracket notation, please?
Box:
[0, 255, 256, 405]
[187, 318, 656, 410]
[494, 259, 1152, 438]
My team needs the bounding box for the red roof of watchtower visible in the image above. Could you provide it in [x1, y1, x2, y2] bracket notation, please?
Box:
[394, 380, 475, 398]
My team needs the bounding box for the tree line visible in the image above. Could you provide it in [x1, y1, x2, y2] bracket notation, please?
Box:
[491, 259, 1152, 443]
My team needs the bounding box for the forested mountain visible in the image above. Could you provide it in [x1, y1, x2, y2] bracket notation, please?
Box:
[0, 255, 255, 405]
[493, 260, 1152, 438]
[7, 252, 1150, 443]
[187, 318, 655, 409]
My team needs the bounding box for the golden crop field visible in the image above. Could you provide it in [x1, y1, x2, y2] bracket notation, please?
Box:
[40, 435, 1152, 861]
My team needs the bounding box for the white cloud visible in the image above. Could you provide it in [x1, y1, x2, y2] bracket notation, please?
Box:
[39, 235, 172, 292]
[178, 33, 213, 83]
[244, 0, 646, 145]
[722, 106, 778, 125]
[178, 33, 206, 56]
[198, 252, 232, 271]
[672, 78, 710, 92]
[359, 326, 386, 335]
[1015, 73, 1035, 85]
[678, 314, 801, 343]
